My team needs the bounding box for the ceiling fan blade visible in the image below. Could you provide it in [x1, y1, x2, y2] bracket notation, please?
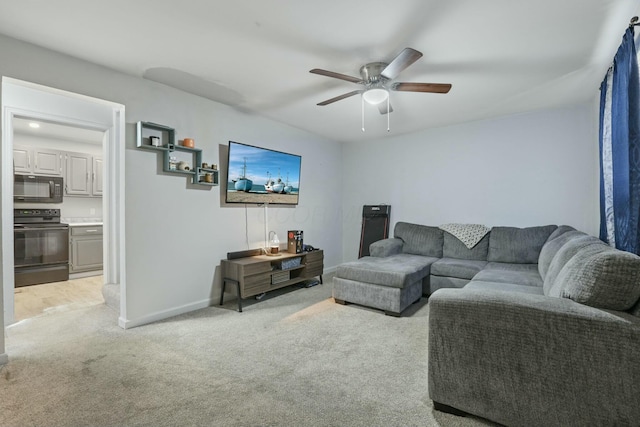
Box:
[381, 48, 423, 80]
[317, 90, 362, 106]
[309, 69, 363, 84]
[391, 82, 452, 93]
[378, 102, 393, 115]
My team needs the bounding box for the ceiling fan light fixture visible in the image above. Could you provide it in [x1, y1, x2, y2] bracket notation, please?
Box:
[362, 88, 389, 105]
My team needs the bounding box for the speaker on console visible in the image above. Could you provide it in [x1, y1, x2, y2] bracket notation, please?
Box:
[288, 230, 304, 254]
[359, 205, 391, 258]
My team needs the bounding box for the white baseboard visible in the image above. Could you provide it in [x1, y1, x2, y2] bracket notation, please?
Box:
[118, 297, 215, 329]
[69, 270, 103, 280]
[0, 352, 8, 365]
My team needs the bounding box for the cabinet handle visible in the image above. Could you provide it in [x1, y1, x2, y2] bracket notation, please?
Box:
[84, 229, 98, 233]
[27, 154, 30, 169]
[86, 172, 89, 182]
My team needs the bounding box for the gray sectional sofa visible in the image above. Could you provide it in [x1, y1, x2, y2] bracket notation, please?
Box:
[333, 221, 640, 425]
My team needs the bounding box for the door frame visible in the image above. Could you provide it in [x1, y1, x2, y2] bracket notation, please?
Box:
[1, 78, 127, 363]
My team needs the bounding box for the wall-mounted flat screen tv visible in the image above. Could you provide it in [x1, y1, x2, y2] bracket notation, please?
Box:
[226, 141, 301, 205]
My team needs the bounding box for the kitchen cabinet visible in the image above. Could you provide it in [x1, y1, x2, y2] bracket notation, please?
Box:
[69, 225, 103, 273]
[13, 145, 63, 176]
[92, 157, 103, 196]
[65, 152, 102, 197]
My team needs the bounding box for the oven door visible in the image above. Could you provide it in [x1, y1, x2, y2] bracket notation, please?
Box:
[14, 224, 69, 268]
[14, 174, 64, 203]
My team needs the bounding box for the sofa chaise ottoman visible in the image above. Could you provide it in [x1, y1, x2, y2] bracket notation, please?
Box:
[333, 222, 442, 315]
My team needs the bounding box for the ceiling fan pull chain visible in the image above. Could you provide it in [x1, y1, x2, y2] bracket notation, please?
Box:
[387, 95, 390, 132]
[362, 96, 365, 132]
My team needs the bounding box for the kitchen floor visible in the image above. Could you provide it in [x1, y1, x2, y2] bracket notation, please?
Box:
[13, 275, 104, 322]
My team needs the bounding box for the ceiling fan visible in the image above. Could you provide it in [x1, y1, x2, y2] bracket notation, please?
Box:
[310, 48, 451, 115]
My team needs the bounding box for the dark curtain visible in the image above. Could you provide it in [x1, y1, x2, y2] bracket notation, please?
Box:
[599, 27, 640, 254]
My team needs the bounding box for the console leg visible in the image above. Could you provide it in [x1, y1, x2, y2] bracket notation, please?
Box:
[236, 281, 243, 313]
[319, 275, 323, 285]
[220, 280, 227, 306]
[334, 298, 346, 305]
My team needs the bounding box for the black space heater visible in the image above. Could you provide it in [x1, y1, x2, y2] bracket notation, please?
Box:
[359, 205, 391, 258]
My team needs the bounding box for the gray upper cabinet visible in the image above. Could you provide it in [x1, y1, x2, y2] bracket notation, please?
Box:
[13, 145, 31, 173]
[65, 152, 92, 196]
[14, 145, 102, 197]
[13, 145, 63, 176]
[92, 157, 103, 196]
[33, 148, 63, 176]
[65, 152, 102, 198]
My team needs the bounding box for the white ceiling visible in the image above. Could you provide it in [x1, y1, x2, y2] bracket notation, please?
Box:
[12, 117, 104, 144]
[1, 0, 639, 143]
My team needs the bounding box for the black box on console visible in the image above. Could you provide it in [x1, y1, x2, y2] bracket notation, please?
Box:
[288, 230, 303, 254]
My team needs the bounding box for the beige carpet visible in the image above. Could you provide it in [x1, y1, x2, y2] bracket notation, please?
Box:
[1, 278, 496, 427]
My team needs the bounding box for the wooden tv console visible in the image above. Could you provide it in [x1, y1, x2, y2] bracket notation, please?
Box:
[220, 250, 323, 312]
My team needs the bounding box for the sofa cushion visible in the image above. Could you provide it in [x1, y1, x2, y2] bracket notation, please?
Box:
[442, 231, 489, 260]
[551, 248, 640, 311]
[538, 229, 585, 280]
[369, 238, 403, 258]
[431, 258, 488, 280]
[543, 234, 605, 295]
[336, 253, 437, 289]
[464, 281, 545, 295]
[483, 262, 539, 273]
[394, 222, 443, 258]
[487, 225, 557, 263]
[472, 268, 543, 287]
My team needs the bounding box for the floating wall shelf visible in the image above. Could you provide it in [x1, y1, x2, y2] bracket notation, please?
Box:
[136, 121, 219, 187]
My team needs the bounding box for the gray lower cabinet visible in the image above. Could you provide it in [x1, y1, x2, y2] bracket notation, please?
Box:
[69, 225, 103, 273]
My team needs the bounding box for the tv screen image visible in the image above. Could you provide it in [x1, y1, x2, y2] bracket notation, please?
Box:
[226, 141, 301, 205]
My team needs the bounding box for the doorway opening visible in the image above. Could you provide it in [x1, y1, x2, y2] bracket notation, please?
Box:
[1, 78, 126, 341]
[12, 117, 107, 321]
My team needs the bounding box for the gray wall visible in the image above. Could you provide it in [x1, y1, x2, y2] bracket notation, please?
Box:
[341, 103, 599, 260]
[0, 34, 344, 326]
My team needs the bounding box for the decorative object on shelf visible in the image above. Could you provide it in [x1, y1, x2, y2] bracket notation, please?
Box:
[288, 230, 304, 253]
[169, 156, 178, 170]
[212, 164, 218, 170]
[182, 138, 195, 148]
[200, 172, 214, 183]
[136, 121, 174, 150]
[177, 161, 190, 171]
[202, 163, 209, 169]
[268, 231, 280, 255]
[281, 256, 302, 270]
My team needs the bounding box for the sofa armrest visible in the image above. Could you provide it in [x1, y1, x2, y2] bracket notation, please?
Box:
[428, 288, 640, 426]
[369, 238, 403, 257]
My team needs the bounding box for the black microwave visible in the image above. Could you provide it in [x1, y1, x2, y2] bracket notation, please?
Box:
[14, 174, 64, 203]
